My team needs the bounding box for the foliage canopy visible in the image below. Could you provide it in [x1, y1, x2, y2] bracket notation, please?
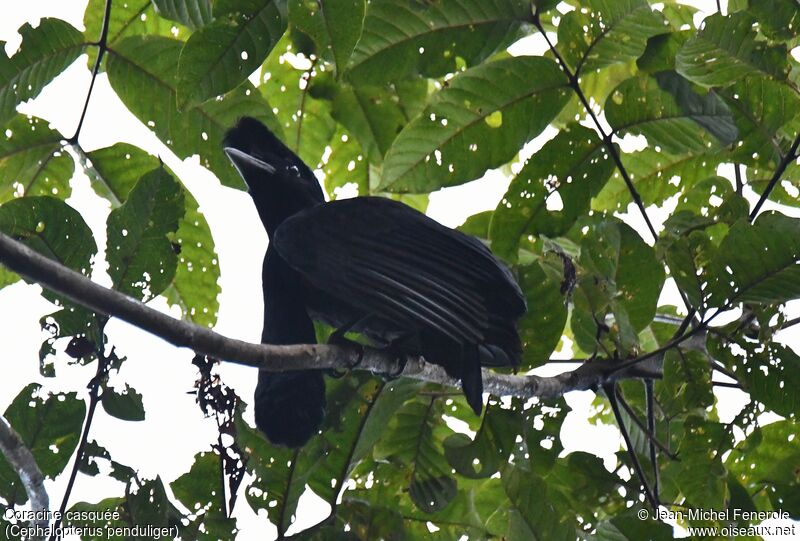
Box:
[0, 0, 798, 539]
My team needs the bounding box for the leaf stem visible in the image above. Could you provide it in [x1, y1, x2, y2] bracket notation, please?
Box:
[49, 337, 110, 541]
[67, 0, 113, 146]
[749, 132, 800, 221]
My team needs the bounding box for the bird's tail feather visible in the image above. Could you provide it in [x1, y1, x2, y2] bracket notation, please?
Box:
[254, 370, 326, 448]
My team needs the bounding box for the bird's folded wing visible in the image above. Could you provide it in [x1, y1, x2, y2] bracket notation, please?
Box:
[273, 197, 525, 346]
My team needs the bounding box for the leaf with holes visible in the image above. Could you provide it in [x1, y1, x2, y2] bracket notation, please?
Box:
[289, 0, 364, 74]
[490, 124, 613, 262]
[593, 148, 722, 211]
[106, 167, 185, 301]
[101, 383, 146, 421]
[720, 75, 800, 169]
[0, 115, 72, 203]
[380, 56, 570, 192]
[676, 12, 790, 88]
[726, 420, 800, 515]
[0, 384, 85, 505]
[0, 18, 86, 125]
[444, 404, 523, 479]
[374, 396, 456, 513]
[106, 35, 279, 190]
[557, 0, 667, 74]
[84, 0, 186, 65]
[606, 72, 737, 155]
[260, 37, 337, 168]
[87, 143, 221, 327]
[0, 195, 96, 286]
[705, 212, 800, 308]
[330, 80, 427, 166]
[171, 452, 237, 537]
[346, 0, 528, 84]
[749, 0, 800, 40]
[176, 0, 286, 109]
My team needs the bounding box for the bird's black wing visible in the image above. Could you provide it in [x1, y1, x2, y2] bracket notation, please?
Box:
[273, 197, 526, 363]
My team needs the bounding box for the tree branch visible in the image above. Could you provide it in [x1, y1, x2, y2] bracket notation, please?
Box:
[0, 416, 48, 528]
[0, 232, 677, 403]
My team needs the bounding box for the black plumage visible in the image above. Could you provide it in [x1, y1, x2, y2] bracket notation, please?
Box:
[224, 117, 526, 447]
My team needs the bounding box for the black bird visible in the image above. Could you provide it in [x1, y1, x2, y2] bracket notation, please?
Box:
[224, 117, 526, 447]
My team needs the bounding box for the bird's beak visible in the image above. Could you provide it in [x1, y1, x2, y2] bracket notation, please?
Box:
[223, 147, 276, 189]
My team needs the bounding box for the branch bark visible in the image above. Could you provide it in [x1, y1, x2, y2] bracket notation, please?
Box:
[0, 415, 48, 528]
[0, 231, 676, 401]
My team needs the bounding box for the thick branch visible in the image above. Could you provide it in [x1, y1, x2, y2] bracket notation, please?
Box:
[0, 232, 668, 401]
[0, 416, 48, 528]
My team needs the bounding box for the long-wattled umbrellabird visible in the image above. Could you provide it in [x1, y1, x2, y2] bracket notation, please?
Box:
[223, 117, 527, 447]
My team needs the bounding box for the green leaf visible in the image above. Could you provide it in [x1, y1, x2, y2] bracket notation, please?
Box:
[749, 0, 800, 40]
[676, 12, 790, 88]
[101, 383, 146, 421]
[106, 35, 279, 190]
[637, 30, 692, 74]
[106, 167, 185, 301]
[705, 212, 800, 307]
[346, 0, 528, 84]
[721, 75, 800, 169]
[443, 404, 523, 479]
[594, 514, 675, 541]
[0, 195, 96, 277]
[658, 349, 714, 414]
[171, 452, 237, 538]
[490, 124, 613, 261]
[606, 72, 737, 155]
[0, 384, 85, 505]
[724, 344, 800, 418]
[0, 18, 86, 125]
[580, 219, 665, 332]
[557, 0, 668, 74]
[374, 396, 456, 513]
[261, 39, 337, 169]
[517, 261, 568, 368]
[86, 144, 221, 327]
[176, 0, 286, 109]
[727, 420, 800, 513]
[84, 0, 186, 66]
[322, 125, 369, 198]
[0, 115, 72, 203]
[289, 0, 364, 74]
[153, 0, 213, 29]
[663, 417, 727, 509]
[593, 148, 722, 211]
[381, 56, 570, 192]
[501, 466, 575, 541]
[329, 80, 427, 166]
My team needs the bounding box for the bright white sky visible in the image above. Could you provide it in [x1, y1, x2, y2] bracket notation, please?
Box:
[0, 1, 797, 539]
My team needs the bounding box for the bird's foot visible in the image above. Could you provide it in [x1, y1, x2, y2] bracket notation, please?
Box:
[326, 334, 364, 379]
[383, 353, 407, 380]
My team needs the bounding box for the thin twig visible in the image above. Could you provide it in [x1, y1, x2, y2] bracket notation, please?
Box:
[67, 0, 113, 145]
[531, 14, 658, 242]
[750, 132, 800, 220]
[616, 389, 677, 460]
[49, 345, 109, 541]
